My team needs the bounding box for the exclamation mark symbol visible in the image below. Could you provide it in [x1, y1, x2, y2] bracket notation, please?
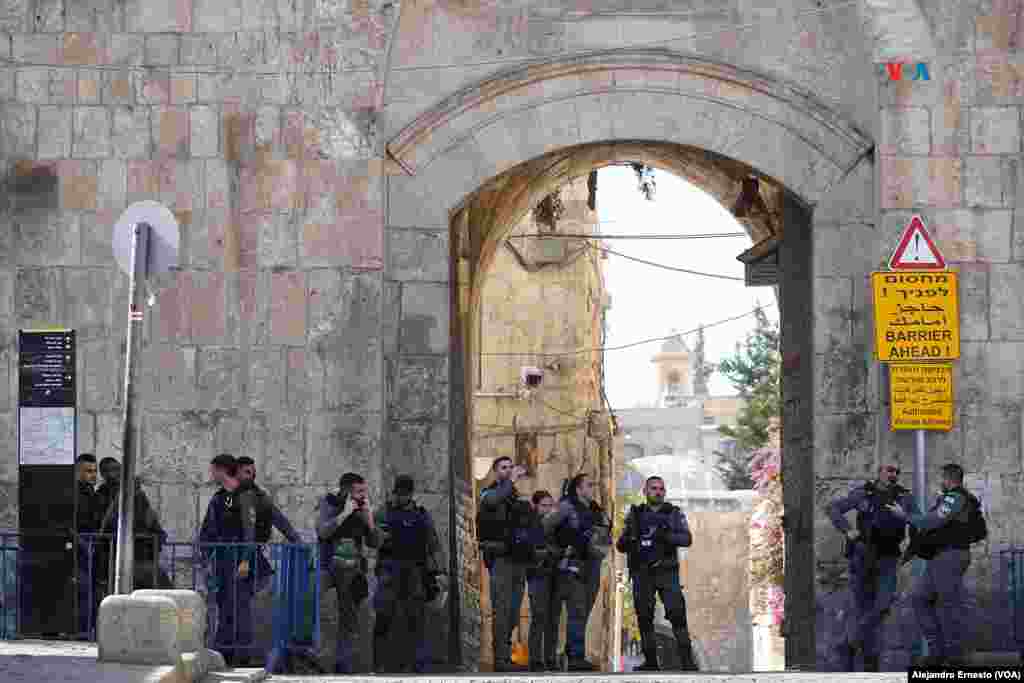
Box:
[914, 233, 921, 261]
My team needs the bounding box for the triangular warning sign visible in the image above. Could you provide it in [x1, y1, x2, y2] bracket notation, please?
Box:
[889, 215, 946, 270]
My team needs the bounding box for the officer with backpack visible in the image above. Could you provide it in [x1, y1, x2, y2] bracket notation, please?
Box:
[617, 475, 698, 671]
[372, 474, 444, 674]
[827, 463, 917, 671]
[887, 463, 987, 667]
[543, 472, 611, 672]
[477, 456, 533, 672]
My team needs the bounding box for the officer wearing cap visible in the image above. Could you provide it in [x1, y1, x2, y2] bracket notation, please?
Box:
[372, 474, 444, 674]
[827, 463, 917, 671]
[887, 463, 985, 666]
[617, 475, 697, 671]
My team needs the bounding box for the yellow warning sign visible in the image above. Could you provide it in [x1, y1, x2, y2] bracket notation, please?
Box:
[890, 363, 953, 431]
[872, 271, 959, 361]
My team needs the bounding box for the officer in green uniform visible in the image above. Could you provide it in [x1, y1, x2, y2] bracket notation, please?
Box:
[315, 472, 379, 673]
[887, 463, 987, 666]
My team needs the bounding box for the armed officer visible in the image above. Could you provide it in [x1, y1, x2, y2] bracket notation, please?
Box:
[478, 456, 533, 672]
[315, 472, 379, 674]
[827, 463, 916, 671]
[199, 454, 268, 666]
[617, 475, 698, 671]
[525, 490, 559, 672]
[887, 463, 986, 666]
[373, 474, 444, 674]
[544, 472, 611, 672]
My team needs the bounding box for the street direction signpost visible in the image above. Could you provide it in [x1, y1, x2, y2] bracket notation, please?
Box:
[110, 202, 179, 595]
[873, 214, 957, 661]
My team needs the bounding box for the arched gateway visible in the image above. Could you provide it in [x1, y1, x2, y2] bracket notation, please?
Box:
[382, 48, 873, 670]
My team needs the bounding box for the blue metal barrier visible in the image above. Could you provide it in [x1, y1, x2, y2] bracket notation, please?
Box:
[1004, 547, 1024, 660]
[0, 533, 321, 671]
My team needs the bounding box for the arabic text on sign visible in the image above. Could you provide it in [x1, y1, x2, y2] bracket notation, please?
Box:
[872, 272, 959, 361]
[890, 363, 953, 431]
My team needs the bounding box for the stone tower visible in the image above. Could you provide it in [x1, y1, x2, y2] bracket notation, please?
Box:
[651, 332, 692, 407]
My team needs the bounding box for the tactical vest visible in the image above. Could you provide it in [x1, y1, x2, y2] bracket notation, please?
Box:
[381, 504, 430, 562]
[633, 503, 679, 567]
[220, 490, 243, 541]
[249, 486, 274, 543]
[477, 483, 514, 545]
[855, 482, 909, 556]
[555, 498, 598, 555]
[504, 499, 538, 561]
[920, 487, 985, 553]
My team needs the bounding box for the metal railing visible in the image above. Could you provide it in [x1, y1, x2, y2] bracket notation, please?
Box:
[0, 532, 321, 668]
[1003, 547, 1024, 658]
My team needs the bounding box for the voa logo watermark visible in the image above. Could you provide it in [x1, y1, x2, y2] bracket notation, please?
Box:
[879, 62, 930, 81]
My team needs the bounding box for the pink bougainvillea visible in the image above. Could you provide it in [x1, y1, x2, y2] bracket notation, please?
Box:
[748, 447, 784, 632]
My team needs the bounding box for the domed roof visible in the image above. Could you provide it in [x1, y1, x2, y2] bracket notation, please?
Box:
[660, 332, 689, 354]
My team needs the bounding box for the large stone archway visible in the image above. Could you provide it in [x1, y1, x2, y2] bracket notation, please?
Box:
[382, 50, 875, 669]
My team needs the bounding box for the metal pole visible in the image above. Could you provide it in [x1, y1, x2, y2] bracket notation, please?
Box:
[914, 429, 926, 514]
[114, 223, 150, 595]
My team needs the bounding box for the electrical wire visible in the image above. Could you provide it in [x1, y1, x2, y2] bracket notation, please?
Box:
[480, 304, 776, 357]
[0, 1, 859, 78]
[592, 243, 746, 281]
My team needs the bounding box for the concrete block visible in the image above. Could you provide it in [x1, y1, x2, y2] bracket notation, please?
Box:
[63, 268, 113, 338]
[387, 356, 448, 422]
[307, 269, 382, 412]
[381, 281, 400, 357]
[73, 107, 112, 158]
[814, 344, 872, 415]
[66, 0, 125, 33]
[284, 348, 311, 412]
[814, 412, 877, 479]
[82, 338, 120, 410]
[141, 411, 215, 485]
[971, 106, 1021, 154]
[154, 106, 189, 158]
[928, 209, 1012, 263]
[962, 405, 1022, 475]
[196, 347, 243, 410]
[991, 264, 1024, 340]
[15, 267, 57, 326]
[957, 341, 1024, 407]
[238, 411, 304, 485]
[387, 229, 448, 282]
[812, 276, 851, 352]
[958, 264, 990, 342]
[97, 593, 182, 665]
[268, 270, 306, 345]
[193, 0, 242, 33]
[247, 348, 284, 412]
[144, 345, 199, 411]
[184, 270, 227, 343]
[0, 412, 16, 481]
[1, 104, 37, 157]
[15, 68, 49, 104]
[145, 35, 180, 66]
[256, 211, 299, 268]
[384, 421, 449, 496]
[965, 156, 1017, 208]
[131, 589, 205, 653]
[880, 107, 930, 155]
[304, 412, 381, 487]
[125, 0, 192, 33]
[13, 209, 79, 265]
[189, 105, 218, 158]
[37, 106, 72, 159]
[399, 283, 448, 355]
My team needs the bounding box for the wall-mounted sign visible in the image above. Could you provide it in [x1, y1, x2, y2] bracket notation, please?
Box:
[872, 271, 959, 361]
[18, 330, 76, 465]
[890, 363, 953, 431]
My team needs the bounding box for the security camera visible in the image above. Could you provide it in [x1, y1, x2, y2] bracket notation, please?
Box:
[521, 366, 544, 387]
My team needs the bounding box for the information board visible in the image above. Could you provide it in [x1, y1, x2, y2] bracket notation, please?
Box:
[872, 271, 959, 361]
[890, 363, 953, 430]
[18, 330, 76, 465]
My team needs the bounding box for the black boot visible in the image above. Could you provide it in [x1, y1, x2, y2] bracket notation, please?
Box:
[636, 629, 660, 671]
[674, 628, 699, 671]
[863, 655, 880, 672]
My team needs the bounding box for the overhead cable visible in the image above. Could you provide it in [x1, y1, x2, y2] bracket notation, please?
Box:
[592, 243, 746, 281]
[480, 304, 776, 357]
